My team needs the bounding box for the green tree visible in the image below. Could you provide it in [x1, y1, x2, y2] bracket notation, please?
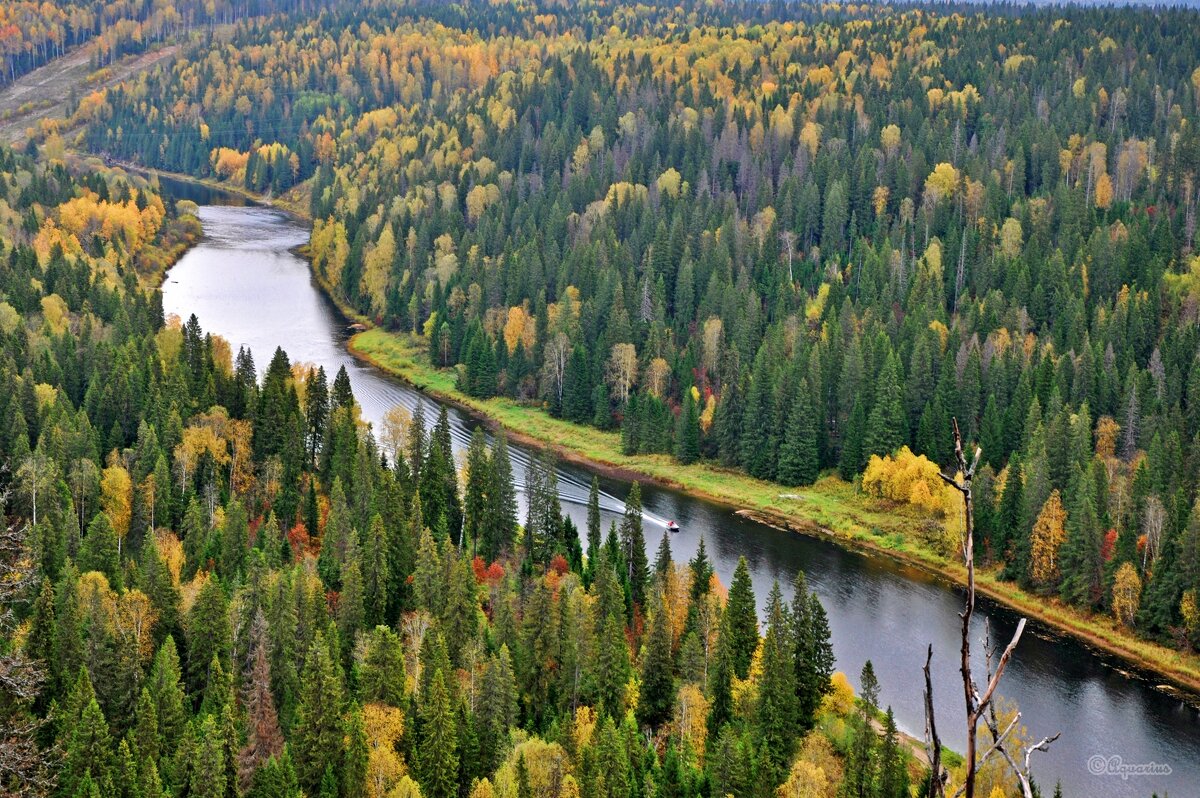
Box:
[725, 557, 758, 679]
[779, 379, 820, 486]
[186, 577, 232, 700]
[864, 351, 906, 460]
[292, 633, 345, 796]
[620, 482, 649, 604]
[675, 386, 700, 465]
[79, 511, 120, 587]
[637, 595, 675, 730]
[417, 669, 458, 798]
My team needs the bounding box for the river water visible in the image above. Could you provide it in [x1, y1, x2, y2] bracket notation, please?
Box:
[160, 191, 1199, 797]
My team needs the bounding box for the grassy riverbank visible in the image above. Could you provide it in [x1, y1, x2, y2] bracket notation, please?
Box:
[349, 326, 1200, 699]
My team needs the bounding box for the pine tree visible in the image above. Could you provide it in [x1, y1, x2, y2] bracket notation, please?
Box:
[417, 669, 458, 798]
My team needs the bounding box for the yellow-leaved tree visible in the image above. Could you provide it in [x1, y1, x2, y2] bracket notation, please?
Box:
[1030, 490, 1067, 587]
[100, 455, 133, 554]
[1111, 562, 1142, 628]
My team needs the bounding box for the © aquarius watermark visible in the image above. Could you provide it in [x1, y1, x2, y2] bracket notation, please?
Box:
[1087, 754, 1172, 780]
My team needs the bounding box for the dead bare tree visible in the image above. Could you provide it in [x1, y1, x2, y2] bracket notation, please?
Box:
[924, 418, 1058, 798]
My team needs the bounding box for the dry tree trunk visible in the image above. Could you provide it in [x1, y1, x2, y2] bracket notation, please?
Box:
[925, 418, 1059, 798]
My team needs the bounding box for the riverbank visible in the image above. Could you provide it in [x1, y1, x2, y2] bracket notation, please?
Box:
[348, 326, 1200, 701]
[139, 165, 1200, 701]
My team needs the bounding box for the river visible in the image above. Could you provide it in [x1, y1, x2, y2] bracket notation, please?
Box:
[159, 188, 1199, 797]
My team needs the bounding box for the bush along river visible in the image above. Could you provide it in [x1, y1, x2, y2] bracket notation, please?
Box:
[159, 183, 1199, 797]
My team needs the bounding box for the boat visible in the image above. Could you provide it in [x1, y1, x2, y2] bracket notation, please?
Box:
[666, 520, 680, 532]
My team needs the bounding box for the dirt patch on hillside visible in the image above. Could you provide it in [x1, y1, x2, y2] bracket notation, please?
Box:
[0, 43, 179, 145]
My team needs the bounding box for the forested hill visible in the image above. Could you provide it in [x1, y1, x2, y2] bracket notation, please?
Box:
[0, 0, 353, 88]
[73, 0, 1200, 655]
[0, 140, 881, 798]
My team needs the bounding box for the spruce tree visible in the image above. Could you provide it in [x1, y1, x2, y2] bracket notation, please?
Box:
[675, 386, 701, 465]
[725, 557, 758, 679]
[756, 582, 799, 774]
[877, 706, 911, 798]
[80, 511, 120, 587]
[864, 351, 906, 460]
[778, 379, 819, 486]
[186, 577, 232, 700]
[839, 398, 867, 480]
[620, 482, 649, 604]
[417, 670, 458, 798]
[359, 626, 406, 707]
[637, 596, 675, 730]
[342, 704, 368, 798]
[292, 633, 345, 796]
[791, 572, 834, 729]
[585, 476, 602, 582]
[463, 428, 490, 557]
[706, 610, 735, 738]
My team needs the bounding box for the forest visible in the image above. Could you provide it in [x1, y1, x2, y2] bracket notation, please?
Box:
[73, 0, 1200, 656]
[0, 138, 925, 796]
[3, 0, 1200, 796]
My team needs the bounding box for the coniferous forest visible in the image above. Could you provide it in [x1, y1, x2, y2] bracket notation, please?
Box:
[3, 0, 1200, 797]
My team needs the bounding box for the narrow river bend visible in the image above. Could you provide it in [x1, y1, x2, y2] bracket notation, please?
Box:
[161, 194, 1199, 797]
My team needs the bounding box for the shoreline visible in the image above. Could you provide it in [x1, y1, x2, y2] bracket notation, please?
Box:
[346, 328, 1200, 704]
[143, 165, 1200, 704]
